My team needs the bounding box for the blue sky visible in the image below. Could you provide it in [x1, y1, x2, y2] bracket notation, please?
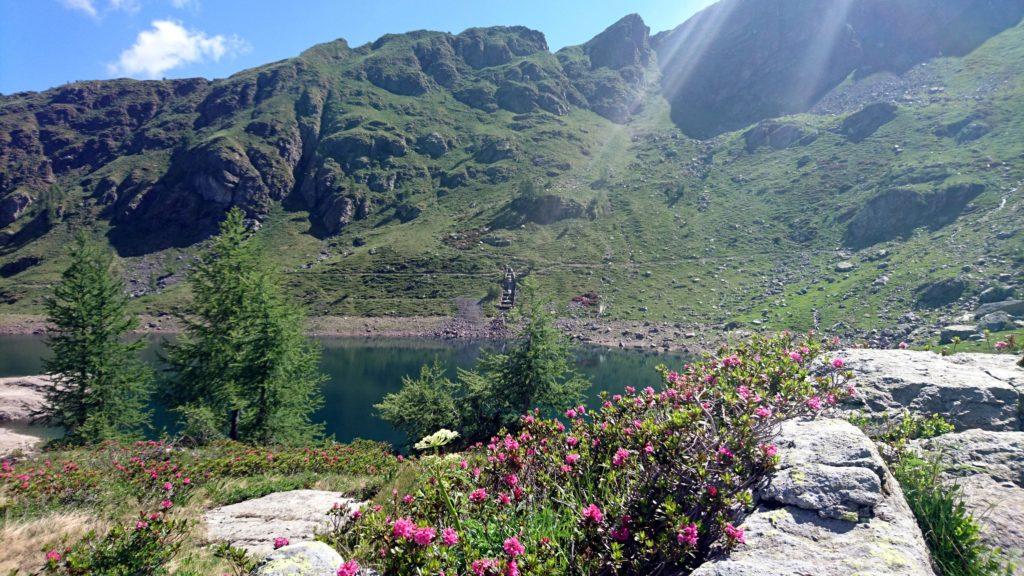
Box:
[0, 0, 717, 94]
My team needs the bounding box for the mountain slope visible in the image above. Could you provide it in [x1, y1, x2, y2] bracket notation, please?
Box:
[1, 4, 1023, 345]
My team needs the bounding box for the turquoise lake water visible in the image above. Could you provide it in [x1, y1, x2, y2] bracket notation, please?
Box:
[0, 334, 683, 446]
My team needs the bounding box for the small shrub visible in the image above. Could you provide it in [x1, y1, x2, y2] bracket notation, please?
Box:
[854, 414, 1012, 576]
[849, 411, 954, 455]
[377, 290, 589, 447]
[40, 507, 189, 576]
[892, 456, 1011, 576]
[347, 333, 852, 575]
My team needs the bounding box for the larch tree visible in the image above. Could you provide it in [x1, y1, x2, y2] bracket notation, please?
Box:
[42, 233, 153, 443]
[165, 208, 325, 445]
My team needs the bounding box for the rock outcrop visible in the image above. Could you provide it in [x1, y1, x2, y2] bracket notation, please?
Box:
[839, 349, 1023, 432]
[845, 183, 985, 248]
[742, 120, 817, 152]
[0, 375, 50, 457]
[692, 418, 935, 576]
[840, 102, 898, 143]
[204, 490, 360, 556]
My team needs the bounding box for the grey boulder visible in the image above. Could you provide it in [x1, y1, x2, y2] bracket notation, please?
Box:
[204, 490, 360, 555]
[974, 299, 1024, 319]
[252, 541, 342, 576]
[691, 419, 934, 576]
[839, 349, 1023, 431]
[939, 324, 980, 344]
[979, 311, 1015, 332]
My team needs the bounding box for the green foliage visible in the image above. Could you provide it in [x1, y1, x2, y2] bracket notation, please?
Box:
[376, 287, 589, 446]
[849, 411, 954, 453]
[375, 361, 462, 445]
[349, 334, 853, 575]
[40, 510, 189, 576]
[212, 543, 258, 576]
[165, 208, 326, 445]
[460, 289, 589, 442]
[0, 438, 397, 518]
[42, 233, 153, 444]
[892, 456, 1012, 576]
[854, 413, 1013, 576]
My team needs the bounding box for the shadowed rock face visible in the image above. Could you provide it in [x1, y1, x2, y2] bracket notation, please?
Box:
[583, 14, 652, 70]
[844, 182, 985, 248]
[653, 0, 1024, 138]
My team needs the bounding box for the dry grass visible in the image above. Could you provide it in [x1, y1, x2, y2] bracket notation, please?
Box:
[0, 512, 108, 573]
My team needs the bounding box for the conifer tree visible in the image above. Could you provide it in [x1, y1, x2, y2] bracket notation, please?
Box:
[42, 233, 153, 443]
[165, 208, 325, 445]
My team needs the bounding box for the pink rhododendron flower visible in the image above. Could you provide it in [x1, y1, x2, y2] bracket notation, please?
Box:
[472, 559, 498, 575]
[994, 341, 1009, 350]
[337, 559, 360, 576]
[678, 523, 699, 546]
[612, 448, 631, 467]
[831, 358, 845, 369]
[610, 525, 631, 542]
[135, 520, 149, 530]
[45, 550, 62, 562]
[412, 526, 436, 546]
[565, 453, 580, 465]
[273, 537, 289, 549]
[469, 488, 488, 503]
[160, 499, 173, 510]
[806, 396, 822, 411]
[754, 406, 772, 419]
[582, 503, 604, 523]
[503, 536, 525, 557]
[392, 517, 415, 539]
[724, 523, 746, 544]
[788, 351, 803, 363]
[442, 527, 459, 546]
[899, 342, 909, 349]
[761, 443, 778, 457]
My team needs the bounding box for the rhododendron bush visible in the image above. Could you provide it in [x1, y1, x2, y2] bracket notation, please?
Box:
[340, 334, 852, 575]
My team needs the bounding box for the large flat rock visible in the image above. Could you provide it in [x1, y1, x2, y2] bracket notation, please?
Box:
[203, 490, 360, 556]
[692, 419, 935, 576]
[840, 349, 1023, 431]
[0, 375, 49, 423]
[914, 430, 1024, 573]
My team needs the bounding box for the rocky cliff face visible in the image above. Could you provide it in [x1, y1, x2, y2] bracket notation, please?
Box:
[653, 0, 1024, 138]
[0, 17, 658, 250]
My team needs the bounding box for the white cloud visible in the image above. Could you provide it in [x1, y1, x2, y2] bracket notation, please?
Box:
[61, 0, 98, 17]
[108, 0, 141, 13]
[108, 20, 248, 79]
[62, 0, 194, 18]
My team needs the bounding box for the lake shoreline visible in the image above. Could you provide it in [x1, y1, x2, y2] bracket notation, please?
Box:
[0, 313, 716, 354]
